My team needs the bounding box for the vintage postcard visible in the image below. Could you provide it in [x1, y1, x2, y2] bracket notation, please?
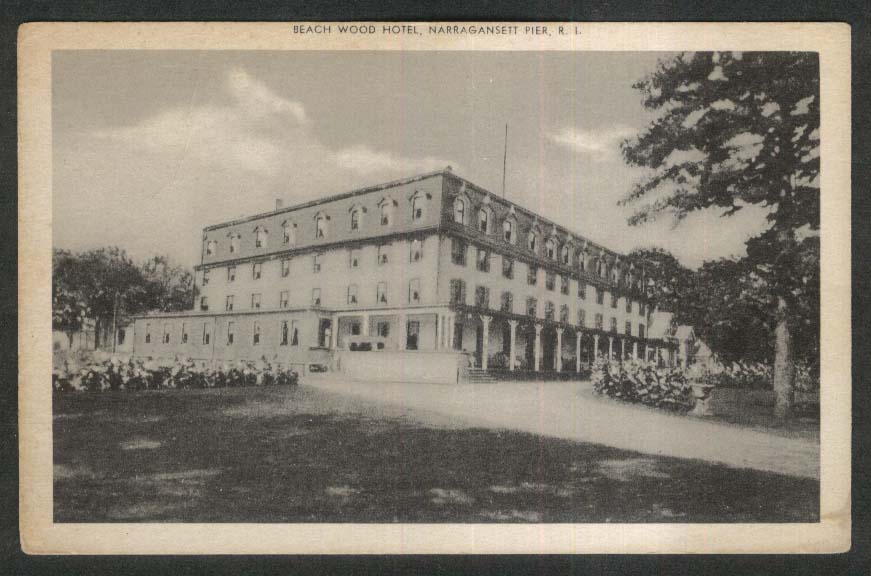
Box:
[19, 22, 851, 554]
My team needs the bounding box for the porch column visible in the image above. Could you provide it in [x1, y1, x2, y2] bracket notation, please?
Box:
[398, 313, 407, 350]
[534, 324, 543, 372]
[593, 334, 600, 360]
[608, 336, 614, 360]
[361, 313, 370, 336]
[435, 314, 442, 349]
[644, 343, 649, 362]
[448, 314, 455, 350]
[480, 315, 492, 370]
[575, 331, 582, 373]
[555, 327, 564, 372]
[331, 314, 339, 349]
[633, 341, 638, 360]
[508, 319, 518, 371]
[621, 338, 626, 361]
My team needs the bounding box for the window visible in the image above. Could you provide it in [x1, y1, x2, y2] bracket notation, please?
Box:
[545, 301, 555, 321]
[380, 200, 394, 226]
[225, 295, 234, 311]
[500, 291, 513, 313]
[450, 279, 466, 305]
[610, 317, 618, 333]
[409, 239, 423, 262]
[560, 304, 569, 324]
[408, 278, 421, 304]
[378, 244, 390, 265]
[253, 262, 262, 280]
[202, 269, 210, 286]
[315, 213, 328, 238]
[578, 281, 586, 299]
[350, 208, 361, 231]
[145, 323, 151, 343]
[163, 324, 171, 344]
[406, 321, 420, 350]
[280, 290, 289, 309]
[545, 238, 557, 260]
[313, 254, 321, 273]
[312, 288, 321, 306]
[202, 323, 210, 345]
[625, 321, 632, 336]
[546, 271, 556, 291]
[280, 321, 289, 346]
[595, 313, 603, 330]
[253, 322, 261, 345]
[251, 293, 261, 309]
[227, 321, 235, 345]
[502, 256, 514, 279]
[228, 266, 236, 282]
[626, 299, 633, 314]
[475, 286, 490, 308]
[411, 192, 426, 220]
[526, 297, 538, 317]
[478, 208, 489, 233]
[577, 309, 586, 327]
[611, 293, 618, 309]
[453, 197, 466, 224]
[376, 282, 388, 304]
[611, 267, 619, 284]
[638, 324, 645, 339]
[281, 258, 290, 277]
[200, 296, 209, 311]
[291, 320, 299, 346]
[476, 247, 490, 272]
[347, 284, 358, 305]
[451, 238, 467, 266]
[229, 234, 240, 254]
[527, 264, 538, 286]
[579, 252, 587, 272]
[205, 239, 217, 256]
[283, 221, 296, 245]
[527, 231, 538, 253]
[561, 276, 569, 295]
[596, 287, 604, 305]
[640, 303, 647, 317]
[349, 248, 361, 268]
[254, 227, 268, 248]
[377, 321, 390, 338]
[503, 219, 515, 243]
[561, 245, 570, 265]
[350, 322, 361, 336]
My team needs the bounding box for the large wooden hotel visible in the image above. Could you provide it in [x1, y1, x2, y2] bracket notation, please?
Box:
[133, 169, 675, 380]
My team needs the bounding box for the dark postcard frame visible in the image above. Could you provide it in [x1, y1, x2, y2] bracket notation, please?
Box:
[2, 1, 869, 574]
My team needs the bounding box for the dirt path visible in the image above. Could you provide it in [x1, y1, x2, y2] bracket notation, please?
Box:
[305, 377, 820, 480]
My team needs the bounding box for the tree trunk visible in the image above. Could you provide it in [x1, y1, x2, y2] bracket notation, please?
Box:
[772, 295, 795, 419]
[94, 318, 102, 349]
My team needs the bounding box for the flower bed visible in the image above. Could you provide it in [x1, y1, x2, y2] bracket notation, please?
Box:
[53, 356, 299, 392]
[591, 359, 695, 413]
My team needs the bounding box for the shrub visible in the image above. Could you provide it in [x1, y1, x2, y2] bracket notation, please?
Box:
[592, 358, 695, 413]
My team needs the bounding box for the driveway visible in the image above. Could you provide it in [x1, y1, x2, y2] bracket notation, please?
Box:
[305, 377, 820, 480]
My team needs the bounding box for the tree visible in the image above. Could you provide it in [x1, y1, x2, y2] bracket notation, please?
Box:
[52, 250, 90, 347]
[621, 52, 819, 418]
[628, 247, 695, 318]
[140, 255, 196, 313]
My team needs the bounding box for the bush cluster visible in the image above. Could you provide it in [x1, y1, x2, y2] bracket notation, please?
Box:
[690, 361, 818, 392]
[591, 358, 695, 413]
[53, 356, 299, 392]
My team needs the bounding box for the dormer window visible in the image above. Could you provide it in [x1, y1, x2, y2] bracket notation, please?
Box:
[527, 228, 539, 253]
[545, 238, 557, 260]
[503, 219, 515, 243]
[282, 221, 296, 245]
[254, 227, 268, 248]
[453, 197, 466, 224]
[205, 239, 217, 256]
[314, 212, 329, 238]
[561, 245, 570, 265]
[349, 205, 365, 231]
[228, 233, 240, 254]
[477, 208, 490, 233]
[379, 199, 395, 226]
[409, 191, 430, 221]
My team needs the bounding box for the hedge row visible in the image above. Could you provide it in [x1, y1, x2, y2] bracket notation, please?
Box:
[592, 359, 695, 413]
[53, 357, 299, 392]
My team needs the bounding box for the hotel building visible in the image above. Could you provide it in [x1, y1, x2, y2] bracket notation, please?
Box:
[132, 168, 675, 376]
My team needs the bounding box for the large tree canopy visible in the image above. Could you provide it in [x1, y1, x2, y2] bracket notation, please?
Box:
[621, 52, 820, 417]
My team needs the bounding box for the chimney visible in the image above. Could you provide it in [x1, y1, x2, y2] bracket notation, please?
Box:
[275, 198, 284, 210]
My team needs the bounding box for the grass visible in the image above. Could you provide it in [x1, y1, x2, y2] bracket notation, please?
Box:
[53, 385, 819, 523]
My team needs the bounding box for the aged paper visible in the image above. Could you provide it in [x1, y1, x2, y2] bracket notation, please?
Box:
[19, 22, 850, 554]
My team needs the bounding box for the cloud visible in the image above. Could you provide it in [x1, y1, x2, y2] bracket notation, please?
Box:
[548, 124, 636, 161]
[334, 145, 456, 176]
[226, 67, 309, 124]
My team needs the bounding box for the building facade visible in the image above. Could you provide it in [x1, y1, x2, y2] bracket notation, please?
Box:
[132, 169, 674, 373]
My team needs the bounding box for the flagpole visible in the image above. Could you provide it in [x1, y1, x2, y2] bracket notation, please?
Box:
[501, 122, 509, 198]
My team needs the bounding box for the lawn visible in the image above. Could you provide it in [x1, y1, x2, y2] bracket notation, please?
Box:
[53, 385, 819, 523]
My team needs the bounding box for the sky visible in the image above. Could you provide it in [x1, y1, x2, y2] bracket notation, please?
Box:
[52, 50, 772, 270]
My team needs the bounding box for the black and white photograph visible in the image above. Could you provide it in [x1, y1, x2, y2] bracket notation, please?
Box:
[18, 22, 851, 554]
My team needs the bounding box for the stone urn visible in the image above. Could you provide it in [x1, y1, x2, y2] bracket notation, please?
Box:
[689, 382, 716, 417]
